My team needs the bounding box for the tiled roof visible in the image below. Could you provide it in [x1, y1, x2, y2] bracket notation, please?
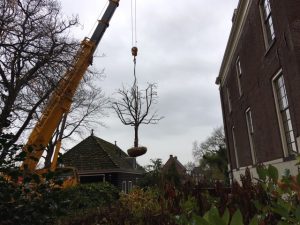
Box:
[162, 155, 186, 175]
[61, 135, 144, 173]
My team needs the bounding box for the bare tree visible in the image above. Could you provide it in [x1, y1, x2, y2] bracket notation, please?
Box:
[192, 126, 226, 161]
[184, 161, 196, 175]
[192, 126, 229, 183]
[112, 54, 163, 149]
[44, 72, 109, 168]
[0, 0, 79, 162]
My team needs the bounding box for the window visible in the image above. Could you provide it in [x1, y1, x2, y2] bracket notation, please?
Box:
[226, 87, 232, 112]
[122, 181, 127, 193]
[260, 0, 275, 47]
[273, 73, 297, 155]
[128, 181, 133, 192]
[246, 108, 257, 164]
[232, 126, 239, 168]
[236, 58, 242, 96]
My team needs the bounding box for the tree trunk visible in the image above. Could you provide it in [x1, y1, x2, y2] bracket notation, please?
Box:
[0, 94, 16, 133]
[0, 94, 17, 162]
[44, 142, 55, 168]
[134, 125, 139, 148]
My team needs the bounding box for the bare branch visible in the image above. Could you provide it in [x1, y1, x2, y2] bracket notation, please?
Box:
[0, 0, 80, 160]
[112, 78, 163, 148]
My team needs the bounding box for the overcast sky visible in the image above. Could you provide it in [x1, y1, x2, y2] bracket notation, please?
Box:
[60, 0, 238, 166]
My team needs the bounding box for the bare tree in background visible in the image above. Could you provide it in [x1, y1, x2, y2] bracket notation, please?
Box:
[112, 72, 163, 148]
[184, 161, 196, 175]
[44, 72, 109, 168]
[192, 126, 226, 161]
[192, 126, 229, 183]
[0, 0, 79, 162]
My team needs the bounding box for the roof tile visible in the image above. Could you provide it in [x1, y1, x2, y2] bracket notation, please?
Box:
[61, 135, 144, 173]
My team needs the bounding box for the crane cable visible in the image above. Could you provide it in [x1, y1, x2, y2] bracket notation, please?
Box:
[131, 0, 137, 47]
[89, 1, 109, 37]
[131, 0, 138, 85]
[87, 1, 109, 58]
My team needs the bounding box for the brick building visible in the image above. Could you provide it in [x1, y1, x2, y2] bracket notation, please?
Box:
[162, 155, 187, 176]
[216, 0, 300, 180]
[162, 155, 187, 183]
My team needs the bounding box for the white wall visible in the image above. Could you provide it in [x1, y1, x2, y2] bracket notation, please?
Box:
[232, 158, 299, 184]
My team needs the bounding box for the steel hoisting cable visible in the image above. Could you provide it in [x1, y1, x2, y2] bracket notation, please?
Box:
[132, 47, 138, 86]
[134, 0, 137, 46]
[131, 0, 137, 47]
[87, 0, 109, 59]
[131, 0, 134, 47]
[131, 0, 138, 85]
[88, 1, 109, 38]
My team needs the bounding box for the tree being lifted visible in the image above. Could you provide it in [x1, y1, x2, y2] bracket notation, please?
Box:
[113, 0, 162, 157]
[112, 47, 163, 157]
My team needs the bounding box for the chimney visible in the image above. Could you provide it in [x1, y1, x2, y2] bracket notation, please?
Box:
[115, 141, 119, 155]
[174, 156, 177, 160]
[170, 154, 173, 158]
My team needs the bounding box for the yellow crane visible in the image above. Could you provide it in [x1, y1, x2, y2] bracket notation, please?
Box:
[21, 0, 120, 186]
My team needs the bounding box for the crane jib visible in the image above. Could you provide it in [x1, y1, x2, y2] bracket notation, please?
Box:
[90, 0, 119, 50]
[22, 0, 120, 173]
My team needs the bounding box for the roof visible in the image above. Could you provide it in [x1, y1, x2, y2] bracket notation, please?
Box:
[61, 135, 144, 174]
[215, 0, 251, 86]
[162, 155, 186, 175]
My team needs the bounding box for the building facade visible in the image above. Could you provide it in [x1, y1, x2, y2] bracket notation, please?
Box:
[216, 0, 300, 181]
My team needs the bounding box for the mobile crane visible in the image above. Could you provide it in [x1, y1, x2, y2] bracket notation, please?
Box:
[21, 0, 120, 187]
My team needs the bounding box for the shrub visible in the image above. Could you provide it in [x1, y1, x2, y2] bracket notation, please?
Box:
[57, 182, 119, 219]
[0, 174, 63, 225]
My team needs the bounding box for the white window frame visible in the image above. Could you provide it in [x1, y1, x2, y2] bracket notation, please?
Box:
[100, 174, 105, 182]
[128, 181, 133, 192]
[236, 57, 243, 96]
[272, 69, 298, 156]
[232, 126, 240, 168]
[259, 0, 275, 48]
[245, 108, 257, 164]
[122, 181, 127, 193]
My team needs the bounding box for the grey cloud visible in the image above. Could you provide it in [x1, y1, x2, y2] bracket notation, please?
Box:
[60, 0, 238, 166]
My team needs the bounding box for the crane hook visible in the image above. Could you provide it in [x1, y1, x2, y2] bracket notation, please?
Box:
[131, 46, 138, 64]
[131, 46, 138, 56]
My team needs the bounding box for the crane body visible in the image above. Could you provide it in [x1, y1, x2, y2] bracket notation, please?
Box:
[22, 0, 120, 176]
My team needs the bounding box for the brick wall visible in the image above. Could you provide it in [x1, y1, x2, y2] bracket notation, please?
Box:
[220, 0, 300, 170]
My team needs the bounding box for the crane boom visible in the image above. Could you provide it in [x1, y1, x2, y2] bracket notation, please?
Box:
[22, 0, 120, 172]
